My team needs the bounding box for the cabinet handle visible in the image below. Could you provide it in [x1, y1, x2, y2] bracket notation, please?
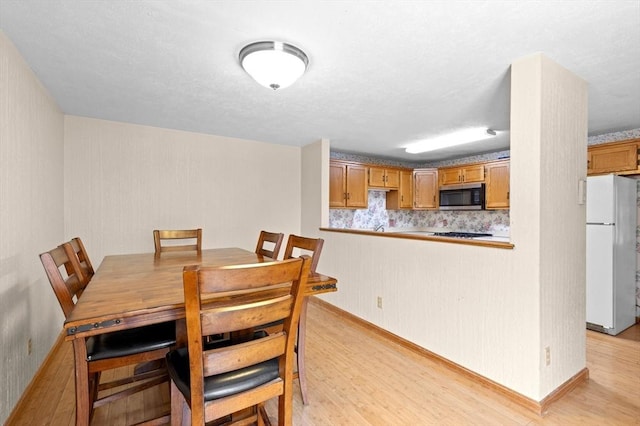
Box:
[507, 191, 510, 200]
[401, 195, 404, 202]
[347, 193, 350, 200]
[343, 192, 347, 200]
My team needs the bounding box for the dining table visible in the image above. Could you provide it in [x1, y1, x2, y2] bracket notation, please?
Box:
[64, 247, 338, 425]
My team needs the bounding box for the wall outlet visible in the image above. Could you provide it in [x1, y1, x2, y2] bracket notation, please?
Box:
[377, 296, 383, 309]
[545, 346, 551, 366]
[28, 338, 32, 355]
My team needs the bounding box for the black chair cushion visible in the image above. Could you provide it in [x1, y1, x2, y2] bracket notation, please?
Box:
[166, 334, 279, 402]
[86, 321, 176, 361]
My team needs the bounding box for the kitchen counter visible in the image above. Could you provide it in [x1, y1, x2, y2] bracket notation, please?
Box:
[320, 228, 514, 249]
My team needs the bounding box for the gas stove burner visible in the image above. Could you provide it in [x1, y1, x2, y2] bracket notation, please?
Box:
[432, 232, 493, 239]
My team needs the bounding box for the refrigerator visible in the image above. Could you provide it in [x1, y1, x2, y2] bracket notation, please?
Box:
[586, 174, 637, 335]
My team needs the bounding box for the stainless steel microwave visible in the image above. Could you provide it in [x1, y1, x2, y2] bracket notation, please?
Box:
[439, 183, 485, 210]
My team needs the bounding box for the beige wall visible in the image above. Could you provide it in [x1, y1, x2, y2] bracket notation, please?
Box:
[64, 116, 302, 265]
[511, 54, 588, 397]
[0, 32, 65, 422]
[318, 53, 588, 401]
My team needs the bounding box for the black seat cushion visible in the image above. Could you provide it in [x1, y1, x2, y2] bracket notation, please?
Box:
[86, 321, 176, 361]
[166, 333, 279, 402]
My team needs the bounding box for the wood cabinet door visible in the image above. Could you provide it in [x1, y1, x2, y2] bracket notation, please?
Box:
[461, 164, 485, 183]
[485, 161, 510, 209]
[413, 169, 438, 209]
[398, 170, 413, 208]
[368, 167, 387, 187]
[346, 165, 368, 207]
[329, 163, 346, 207]
[588, 143, 638, 175]
[386, 169, 413, 209]
[385, 169, 400, 189]
[439, 167, 462, 185]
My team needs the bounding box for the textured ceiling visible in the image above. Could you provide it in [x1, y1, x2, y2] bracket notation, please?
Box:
[1, 0, 639, 162]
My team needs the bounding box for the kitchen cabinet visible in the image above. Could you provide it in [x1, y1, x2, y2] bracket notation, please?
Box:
[413, 169, 438, 209]
[330, 161, 368, 208]
[484, 160, 510, 209]
[369, 166, 400, 189]
[439, 163, 485, 185]
[587, 139, 640, 176]
[386, 169, 413, 209]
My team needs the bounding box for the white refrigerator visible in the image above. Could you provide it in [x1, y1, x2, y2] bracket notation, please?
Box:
[586, 174, 637, 335]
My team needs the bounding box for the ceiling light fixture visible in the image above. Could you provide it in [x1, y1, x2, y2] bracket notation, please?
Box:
[405, 127, 497, 154]
[239, 41, 309, 90]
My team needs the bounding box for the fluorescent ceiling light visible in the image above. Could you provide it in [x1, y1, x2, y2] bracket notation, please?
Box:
[239, 41, 309, 90]
[405, 128, 497, 154]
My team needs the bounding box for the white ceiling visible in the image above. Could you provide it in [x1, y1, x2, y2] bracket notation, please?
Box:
[1, 0, 639, 162]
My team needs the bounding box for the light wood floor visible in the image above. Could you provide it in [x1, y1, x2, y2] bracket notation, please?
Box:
[8, 300, 640, 425]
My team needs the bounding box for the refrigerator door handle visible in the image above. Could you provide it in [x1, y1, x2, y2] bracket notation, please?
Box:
[586, 222, 615, 226]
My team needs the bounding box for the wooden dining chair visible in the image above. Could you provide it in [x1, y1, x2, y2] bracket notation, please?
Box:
[166, 256, 312, 426]
[282, 234, 324, 273]
[255, 230, 284, 259]
[39, 243, 176, 423]
[61, 237, 95, 288]
[282, 234, 324, 405]
[153, 228, 202, 254]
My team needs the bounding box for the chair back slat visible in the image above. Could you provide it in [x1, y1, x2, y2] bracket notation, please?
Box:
[283, 235, 324, 273]
[200, 295, 292, 336]
[62, 237, 94, 287]
[203, 332, 286, 376]
[255, 230, 284, 259]
[153, 228, 202, 254]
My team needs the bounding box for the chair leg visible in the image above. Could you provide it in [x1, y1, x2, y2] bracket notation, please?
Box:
[72, 338, 91, 426]
[296, 298, 309, 404]
[170, 379, 185, 426]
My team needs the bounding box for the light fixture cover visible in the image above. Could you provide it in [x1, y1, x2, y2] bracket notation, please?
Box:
[405, 128, 497, 154]
[239, 41, 308, 90]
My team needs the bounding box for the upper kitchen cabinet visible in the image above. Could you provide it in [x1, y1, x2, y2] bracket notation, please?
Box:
[587, 139, 640, 176]
[413, 169, 438, 209]
[484, 160, 510, 209]
[368, 166, 400, 189]
[330, 160, 368, 208]
[386, 169, 413, 209]
[439, 163, 485, 185]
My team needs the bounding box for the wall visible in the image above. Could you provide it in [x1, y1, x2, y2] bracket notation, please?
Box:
[319, 53, 588, 401]
[64, 116, 303, 266]
[0, 32, 65, 423]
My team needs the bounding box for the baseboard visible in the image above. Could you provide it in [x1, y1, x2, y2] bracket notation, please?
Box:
[310, 297, 589, 416]
[5, 331, 66, 425]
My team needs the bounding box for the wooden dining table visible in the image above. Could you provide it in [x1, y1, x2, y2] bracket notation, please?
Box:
[64, 247, 338, 425]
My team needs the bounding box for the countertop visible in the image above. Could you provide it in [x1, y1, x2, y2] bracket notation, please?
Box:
[320, 227, 514, 249]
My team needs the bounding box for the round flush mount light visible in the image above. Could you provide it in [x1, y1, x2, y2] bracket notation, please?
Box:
[239, 41, 309, 90]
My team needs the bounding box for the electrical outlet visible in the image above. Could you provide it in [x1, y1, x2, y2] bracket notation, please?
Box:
[545, 346, 551, 366]
[28, 338, 32, 355]
[377, 296, 383, 309]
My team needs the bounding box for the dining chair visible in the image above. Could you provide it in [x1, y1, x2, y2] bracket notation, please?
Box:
[61, 237, 95, 288]
[39, 243, 176, 423]
[282, 234, 324, 405]
[255, 230, 284, 259]
[282, 234, 324, 273]
[153, 228, 202, 254]
[166, 256, 312, 426]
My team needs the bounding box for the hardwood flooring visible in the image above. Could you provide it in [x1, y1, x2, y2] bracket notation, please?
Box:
[7, 300, 640, 425]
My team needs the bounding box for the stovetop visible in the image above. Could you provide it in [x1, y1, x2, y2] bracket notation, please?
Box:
[432, 232, 493, 239]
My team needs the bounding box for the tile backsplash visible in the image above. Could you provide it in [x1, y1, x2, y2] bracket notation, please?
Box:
[329, 190, 509, 234]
